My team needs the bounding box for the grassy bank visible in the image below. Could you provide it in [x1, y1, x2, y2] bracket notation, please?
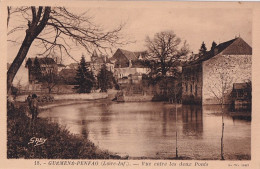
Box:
[7, 103, 120, 159]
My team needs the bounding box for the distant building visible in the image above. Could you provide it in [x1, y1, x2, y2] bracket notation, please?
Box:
[231, 83, 251, 110]
[57, 63, 66, 73]
[88, 50, 115, 76]
[67, 63, 79, 70]
[26, 57, 58, 84]
[182, 37, 252, 105]
[112, 49, 150, 84]
[25, 57, 58, 91]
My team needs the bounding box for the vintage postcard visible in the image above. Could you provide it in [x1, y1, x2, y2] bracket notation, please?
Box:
[1, 0, 260, 169]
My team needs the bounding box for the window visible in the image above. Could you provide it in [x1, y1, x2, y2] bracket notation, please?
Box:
[195, 85, 197, 96]
[186, 83, 188, 92]
[190, 84, 193, 94]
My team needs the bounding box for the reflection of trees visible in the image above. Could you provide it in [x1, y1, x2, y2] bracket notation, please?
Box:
[161, 107, 175, 137]
[99, 102, 112, 136]
[181, 105, 203, 138]
[81, 119, 88, 139]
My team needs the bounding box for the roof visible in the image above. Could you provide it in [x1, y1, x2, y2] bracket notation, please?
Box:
[183, 37, 252, 66]
[57, 64, 66, 67]
[68, 63, 79, 69]
[134, 51, 148, 59]
[92, 50, 98, 58]
[117, 48, 138, 60]
[233, 83, 249, 90]
[131, 60, 150, 68]
[30, 57, 57, 65]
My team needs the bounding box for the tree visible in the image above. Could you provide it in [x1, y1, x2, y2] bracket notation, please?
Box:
[198, 41, 207, 57]
[74, 56, 95, 93]
[145, 31, 189, 78]
[7, 6, 126, 93]
[40, 70, 61, 94]
[210, 41, 217, 51]
[208, 59, 233, 160]
[167, 75, 182, 158]
[97, 64, 114, 92]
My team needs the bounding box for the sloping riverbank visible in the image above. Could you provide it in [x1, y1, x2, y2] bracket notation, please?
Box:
[7, 103, 121, 159]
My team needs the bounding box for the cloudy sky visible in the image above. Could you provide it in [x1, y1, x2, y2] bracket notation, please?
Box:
[7, 5, 252, 85]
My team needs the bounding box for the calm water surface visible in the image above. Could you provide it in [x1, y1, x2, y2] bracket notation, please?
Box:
[40, 100, 251, 160]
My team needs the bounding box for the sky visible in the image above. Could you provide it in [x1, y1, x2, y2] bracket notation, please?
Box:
[7, 6, 252, 85]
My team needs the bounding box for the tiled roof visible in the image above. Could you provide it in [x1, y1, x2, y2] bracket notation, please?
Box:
[68, 63, 79, 69]
[233, 83, 249, 90]
[183, 37, 252, 66]
[30, 57, 57, 65]
[57, 64, 66, 67]
[118, 49, 138, 60]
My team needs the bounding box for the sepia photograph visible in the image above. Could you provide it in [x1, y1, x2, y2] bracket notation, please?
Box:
[3, 1, 258, 167]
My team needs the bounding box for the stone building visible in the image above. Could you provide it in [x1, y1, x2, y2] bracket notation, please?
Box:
[88, 51, 115, 77]
[112, 48, 149, 81]
[26, 57, 58, 84]
[182, 37, 252, 105]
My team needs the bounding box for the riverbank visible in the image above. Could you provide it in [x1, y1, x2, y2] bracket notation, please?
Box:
[7, 103, 121, 159]
[15, 92, 109, 102]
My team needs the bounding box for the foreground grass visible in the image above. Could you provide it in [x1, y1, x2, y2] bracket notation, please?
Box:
[7, 103, 120, 159]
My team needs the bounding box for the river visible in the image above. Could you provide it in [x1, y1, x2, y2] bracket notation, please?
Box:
[39, 100, 251, 160]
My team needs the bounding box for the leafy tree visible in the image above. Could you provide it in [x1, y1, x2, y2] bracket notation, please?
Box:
[145, 31, 188, 159]
[7, 6, 125, 93]
[145, 31, 189, 79]
[97, 64, 115, 92]
[211, 41, 217, 51]
[74, 56, 95, 93]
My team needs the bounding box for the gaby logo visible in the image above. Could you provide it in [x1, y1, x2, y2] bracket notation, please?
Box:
[28, 137, 47, 146]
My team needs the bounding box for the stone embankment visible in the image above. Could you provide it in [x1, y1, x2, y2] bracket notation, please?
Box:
[15, 92, 109, 110]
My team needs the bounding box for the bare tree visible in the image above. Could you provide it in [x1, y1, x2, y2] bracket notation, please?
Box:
[7, 6, 126, 93]
[208, 60, 233, 160]
[145, 31, 189, 78]
[41, 69, 61, 94]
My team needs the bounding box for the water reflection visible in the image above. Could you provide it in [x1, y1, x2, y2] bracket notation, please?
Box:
[39, 102, 251, 159]
[181, 105, 203, 138]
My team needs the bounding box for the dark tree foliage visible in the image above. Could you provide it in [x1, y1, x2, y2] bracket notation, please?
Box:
[145, 31, 189, 79]
[211, 41, 217, 51]
[33, 57, 42, 80]
[199, 41, 207, 56]
[97, 64, 115, 92]
[74, 56, 95, 93]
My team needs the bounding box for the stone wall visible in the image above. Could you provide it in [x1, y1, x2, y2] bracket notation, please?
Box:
[182, 63, 203, 104]
[202, 54, 251, 104]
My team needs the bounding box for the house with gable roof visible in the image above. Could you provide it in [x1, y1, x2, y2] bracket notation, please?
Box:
[182, 37, 252, 105]
[111, 48, 150, 82]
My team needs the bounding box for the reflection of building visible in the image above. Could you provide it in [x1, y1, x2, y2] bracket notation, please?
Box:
[112, 48, 150, 85]
[182, 37, 252, 105]
[181, 105, 203, 138]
